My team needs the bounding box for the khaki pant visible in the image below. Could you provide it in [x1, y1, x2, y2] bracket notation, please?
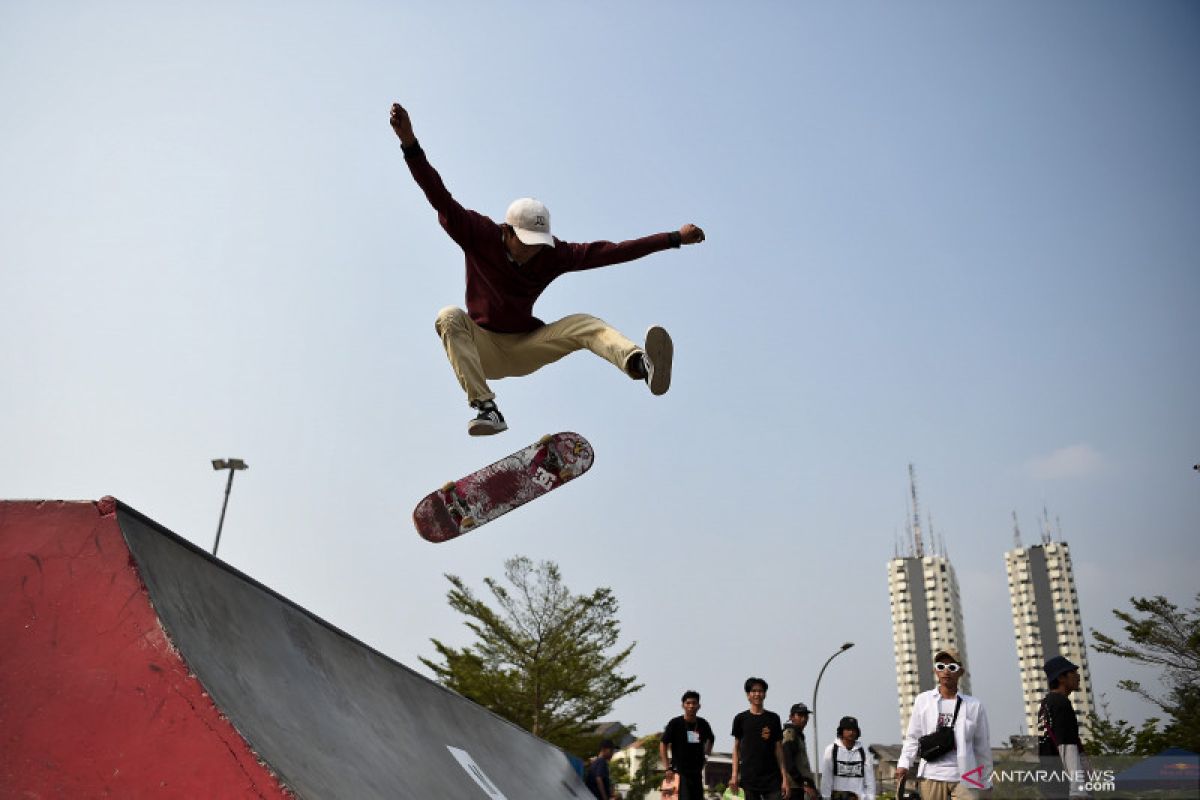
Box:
[919, 778, 988, 800]
[435, 306, 640, 405]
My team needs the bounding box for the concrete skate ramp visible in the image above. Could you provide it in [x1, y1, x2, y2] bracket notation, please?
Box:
[1, 498, 588, 798]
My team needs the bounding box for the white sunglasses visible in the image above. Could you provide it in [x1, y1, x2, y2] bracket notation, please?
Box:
[935, 662, 963, 673]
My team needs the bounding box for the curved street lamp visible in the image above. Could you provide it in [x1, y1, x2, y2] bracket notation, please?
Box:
[812, 641, 855, 787]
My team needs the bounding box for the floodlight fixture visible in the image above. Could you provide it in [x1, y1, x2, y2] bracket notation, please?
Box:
[211, 457, 249, 556]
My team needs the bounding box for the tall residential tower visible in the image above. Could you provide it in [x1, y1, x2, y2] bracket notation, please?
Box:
[888, 465, 971, 736]
[1006, 510, 1096, 735]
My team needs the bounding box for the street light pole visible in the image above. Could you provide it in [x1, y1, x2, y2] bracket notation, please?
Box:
[211, 458, 248, 556]
[812, 641, 855, 788]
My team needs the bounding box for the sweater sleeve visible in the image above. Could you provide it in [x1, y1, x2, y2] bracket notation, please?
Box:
[402, 142, 488, 248]
[557, 232, 676, 272]
[819, 744, 833, 798]
[864, 748, 877, 799]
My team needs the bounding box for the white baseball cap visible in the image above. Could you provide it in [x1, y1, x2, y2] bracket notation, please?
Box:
[505, 198, 554, 246]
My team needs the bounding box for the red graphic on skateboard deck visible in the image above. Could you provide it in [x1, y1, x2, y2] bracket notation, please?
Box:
[412, 432, 594, 543]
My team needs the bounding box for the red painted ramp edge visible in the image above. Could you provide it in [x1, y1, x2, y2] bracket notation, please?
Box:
[0, 498, 291, 799]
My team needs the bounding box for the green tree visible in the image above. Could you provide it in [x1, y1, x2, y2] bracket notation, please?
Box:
[610, 735, 662, 800]
[421, 555, 643, 755]
[1084, 695, 1168, 756]
[1090, 592, 1200, 752]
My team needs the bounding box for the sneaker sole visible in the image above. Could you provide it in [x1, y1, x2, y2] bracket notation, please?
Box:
[644, 325, 673, 396]
[467, 420, 508, 436]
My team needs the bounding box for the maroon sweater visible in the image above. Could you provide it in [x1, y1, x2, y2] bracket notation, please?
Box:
[404, 142, 678, 333]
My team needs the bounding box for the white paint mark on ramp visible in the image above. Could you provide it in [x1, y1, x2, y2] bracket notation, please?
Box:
[447, 746, 508, 799]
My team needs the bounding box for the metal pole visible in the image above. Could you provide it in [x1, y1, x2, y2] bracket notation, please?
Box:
[213, 468, 236, 556]
[812, 642, 854, 789]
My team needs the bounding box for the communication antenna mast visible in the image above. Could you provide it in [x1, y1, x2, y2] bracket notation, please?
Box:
[909, 464, 925, 557]
[1012, 510, 1023, 550]
[1041, 504, 1053, 545]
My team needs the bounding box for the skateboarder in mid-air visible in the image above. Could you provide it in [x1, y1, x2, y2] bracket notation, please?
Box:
[390, 102, 706, 436]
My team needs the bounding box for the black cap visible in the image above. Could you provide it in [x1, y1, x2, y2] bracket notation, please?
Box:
[837, 716, 861, 737]
[1044, 655, 1079, 686]
[790, 703, 811, 716]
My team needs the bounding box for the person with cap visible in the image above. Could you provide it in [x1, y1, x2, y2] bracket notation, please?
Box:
[895, 648, 993, 799]
[389, 102, 706, 436]
[782, 702, 819, 798]
[584, 739, 622, 800]
[1037, 655, 1090, 799]
[730, 676, 791, 799]
[818, 716, 876, 800]
[660, 690, 715, 800]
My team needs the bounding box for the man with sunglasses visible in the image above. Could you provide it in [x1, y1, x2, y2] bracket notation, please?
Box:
[895, 649, 993, 799]
[389, 102, 706, 436]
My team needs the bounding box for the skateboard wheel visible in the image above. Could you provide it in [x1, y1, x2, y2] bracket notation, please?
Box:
[461, 517, 476, 530]
[441, 481, 456, 492]
[537, 434, 553, 445]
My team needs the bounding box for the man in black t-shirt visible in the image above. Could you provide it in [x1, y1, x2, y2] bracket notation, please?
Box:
[730, 677, 790, 800]
[1038, 655, 1088, 799]
[660, 690, 716, 800]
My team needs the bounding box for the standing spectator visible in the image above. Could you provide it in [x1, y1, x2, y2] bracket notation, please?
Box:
[895, 649, 992, 799]
[1038, 655, 1090, 799]
[782, 702, 819, 798]
[818, 716, 875, 800]
[730, 677, 791, 800]
[660, 690, 716, 800]
[585, 739, 621, 800]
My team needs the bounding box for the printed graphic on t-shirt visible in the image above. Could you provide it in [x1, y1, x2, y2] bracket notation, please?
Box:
[937, 698, 956, 730]
[835, 756, 865, 778]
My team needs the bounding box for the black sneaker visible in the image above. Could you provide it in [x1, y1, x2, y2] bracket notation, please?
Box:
[642, 325, 673, 396]
[468, 400, 507, 436]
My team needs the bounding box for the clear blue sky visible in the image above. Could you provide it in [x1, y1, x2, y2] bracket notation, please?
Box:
[3, 1, 1198, 750]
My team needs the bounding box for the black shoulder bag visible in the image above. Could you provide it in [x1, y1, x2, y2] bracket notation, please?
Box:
[917, 696, 961, 762]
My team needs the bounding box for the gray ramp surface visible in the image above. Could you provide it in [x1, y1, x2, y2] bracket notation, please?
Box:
[116, 502, 588, 799]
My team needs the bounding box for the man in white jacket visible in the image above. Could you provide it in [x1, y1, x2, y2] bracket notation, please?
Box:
[895, 649, 992, 799]
[819, 716, 875, 800]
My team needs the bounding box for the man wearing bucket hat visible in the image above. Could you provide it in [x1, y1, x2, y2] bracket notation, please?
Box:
[895, 648, 993, 799]
[1037, 655, 1089, 799]
[819, 716, 875, 800]
[389, 102, 705, 436]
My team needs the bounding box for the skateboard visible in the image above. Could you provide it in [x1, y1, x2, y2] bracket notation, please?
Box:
[412, 432, 594, 543]
[659, 771, 679, 798]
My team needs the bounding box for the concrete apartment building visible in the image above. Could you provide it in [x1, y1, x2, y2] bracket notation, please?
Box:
[888, 466, 972, 736]
[1005, 511, 1096, 736]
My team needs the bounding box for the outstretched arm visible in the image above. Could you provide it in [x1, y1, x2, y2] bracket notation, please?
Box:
[389, 101, 487, 247]
[563, 222, 705, 272]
